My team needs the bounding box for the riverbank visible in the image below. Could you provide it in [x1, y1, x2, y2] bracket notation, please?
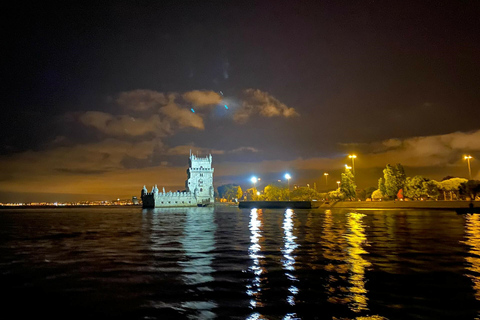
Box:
[238, 201, 315, 209]
[237, 200, 479, 211]
[322, 200, 478, 210]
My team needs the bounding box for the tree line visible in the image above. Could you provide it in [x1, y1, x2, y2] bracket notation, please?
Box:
[216, 165, 480, 202]
[371, 164, 480, 201]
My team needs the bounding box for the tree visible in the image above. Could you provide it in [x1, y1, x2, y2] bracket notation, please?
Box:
[236, 186, 243, 199]
[218, 184, 243, 201]
[263, 184, 289, 201]
[383, 164, 406, 199]
[371, 189, 384, 200]
[328, 189, 346, 201]
[245, 187, 259, 200]
[356, 189, 367, 201]
[318, 192, 329, 200]
[404, 175, 430, 200]
[291, 187, 321, 201]
[438, 178, 468, 200]
[340, 169, 356, 200]
[459, 180, 480, 200]
[365, 187, 377, 200]
[425, 180, 440, 200]
[378, 178, 386, 197]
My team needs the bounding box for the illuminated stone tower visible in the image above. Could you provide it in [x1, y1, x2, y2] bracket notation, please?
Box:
[185, 152, 215, 205]
[141, 153, 214, 208]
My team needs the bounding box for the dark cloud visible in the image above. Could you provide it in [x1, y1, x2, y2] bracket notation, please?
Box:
[234, 89, 299, 123]
[79, 112, 168, 137]
[116, 90, 169, 112]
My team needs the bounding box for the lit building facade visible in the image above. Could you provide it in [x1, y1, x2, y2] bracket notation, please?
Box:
[141, 153, 215, 208]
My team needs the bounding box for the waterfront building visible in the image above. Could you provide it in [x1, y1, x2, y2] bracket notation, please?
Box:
[141, 153, 215, 208]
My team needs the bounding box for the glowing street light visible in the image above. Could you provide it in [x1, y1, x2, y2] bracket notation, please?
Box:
[251, 176, 258, 189]
[348, 154, 357, 176]
[324, 172, 329, 187]
[285, 173, 291, 189]
[337, 181, 341, 189]
[464, 155, 473, 180]
[285, 173, 291, 201]
[345, 164, 352, 170]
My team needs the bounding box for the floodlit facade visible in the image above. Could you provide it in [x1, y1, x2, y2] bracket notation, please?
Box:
[141, 153, 215, 208]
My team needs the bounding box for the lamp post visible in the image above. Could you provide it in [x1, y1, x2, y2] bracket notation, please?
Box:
[464, 155, 473, 180]
[285, 173, 291, 201]
[348, 154, 357, 176]
[324, 172, 329, 188]
[251, 176, 258, 190]
[337, 181, 341, 189]
[285, 173, 291, 189]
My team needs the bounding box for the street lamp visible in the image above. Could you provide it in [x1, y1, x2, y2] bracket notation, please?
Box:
[285, 173, 291, 189]
[345, 164, 352, 171]
[324, 172, 329, 187]
[337, 181, 341, 189]
[464, 155, 473, 180]
[348, 154, 357, 176]
[285, 173, 292, 201]
[251, 176, 258, 189]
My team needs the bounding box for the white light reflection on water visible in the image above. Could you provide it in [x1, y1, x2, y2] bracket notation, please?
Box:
[282, 209, 299, 311]
[180, 207, 217, 318]
[143, 207, 217, 318]
[246, 208, 266, 312]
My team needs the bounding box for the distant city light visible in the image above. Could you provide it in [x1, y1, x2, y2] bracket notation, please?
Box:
[191, 108, 195, 113]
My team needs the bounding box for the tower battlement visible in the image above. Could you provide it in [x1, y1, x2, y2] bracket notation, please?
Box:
[141, 153, 215, 208]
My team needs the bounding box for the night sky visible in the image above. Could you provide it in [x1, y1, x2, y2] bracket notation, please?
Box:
[2, 1, 480, 202]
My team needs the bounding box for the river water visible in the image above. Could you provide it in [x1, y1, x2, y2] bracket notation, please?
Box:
[1, 205, 479, 319]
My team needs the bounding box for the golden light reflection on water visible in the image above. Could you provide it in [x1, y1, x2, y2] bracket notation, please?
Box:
[333, 316, 388, 320]
[345, 212, 372, 313]
[322, 210, 350, 306]
[322, 210, 374, 314]
[464, 214, 480, 301]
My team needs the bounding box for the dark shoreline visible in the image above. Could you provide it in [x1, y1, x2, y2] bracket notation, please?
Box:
[238, 200, 479, 211]
[324, 200, 478, 210]
[0, 205, 142, 209]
